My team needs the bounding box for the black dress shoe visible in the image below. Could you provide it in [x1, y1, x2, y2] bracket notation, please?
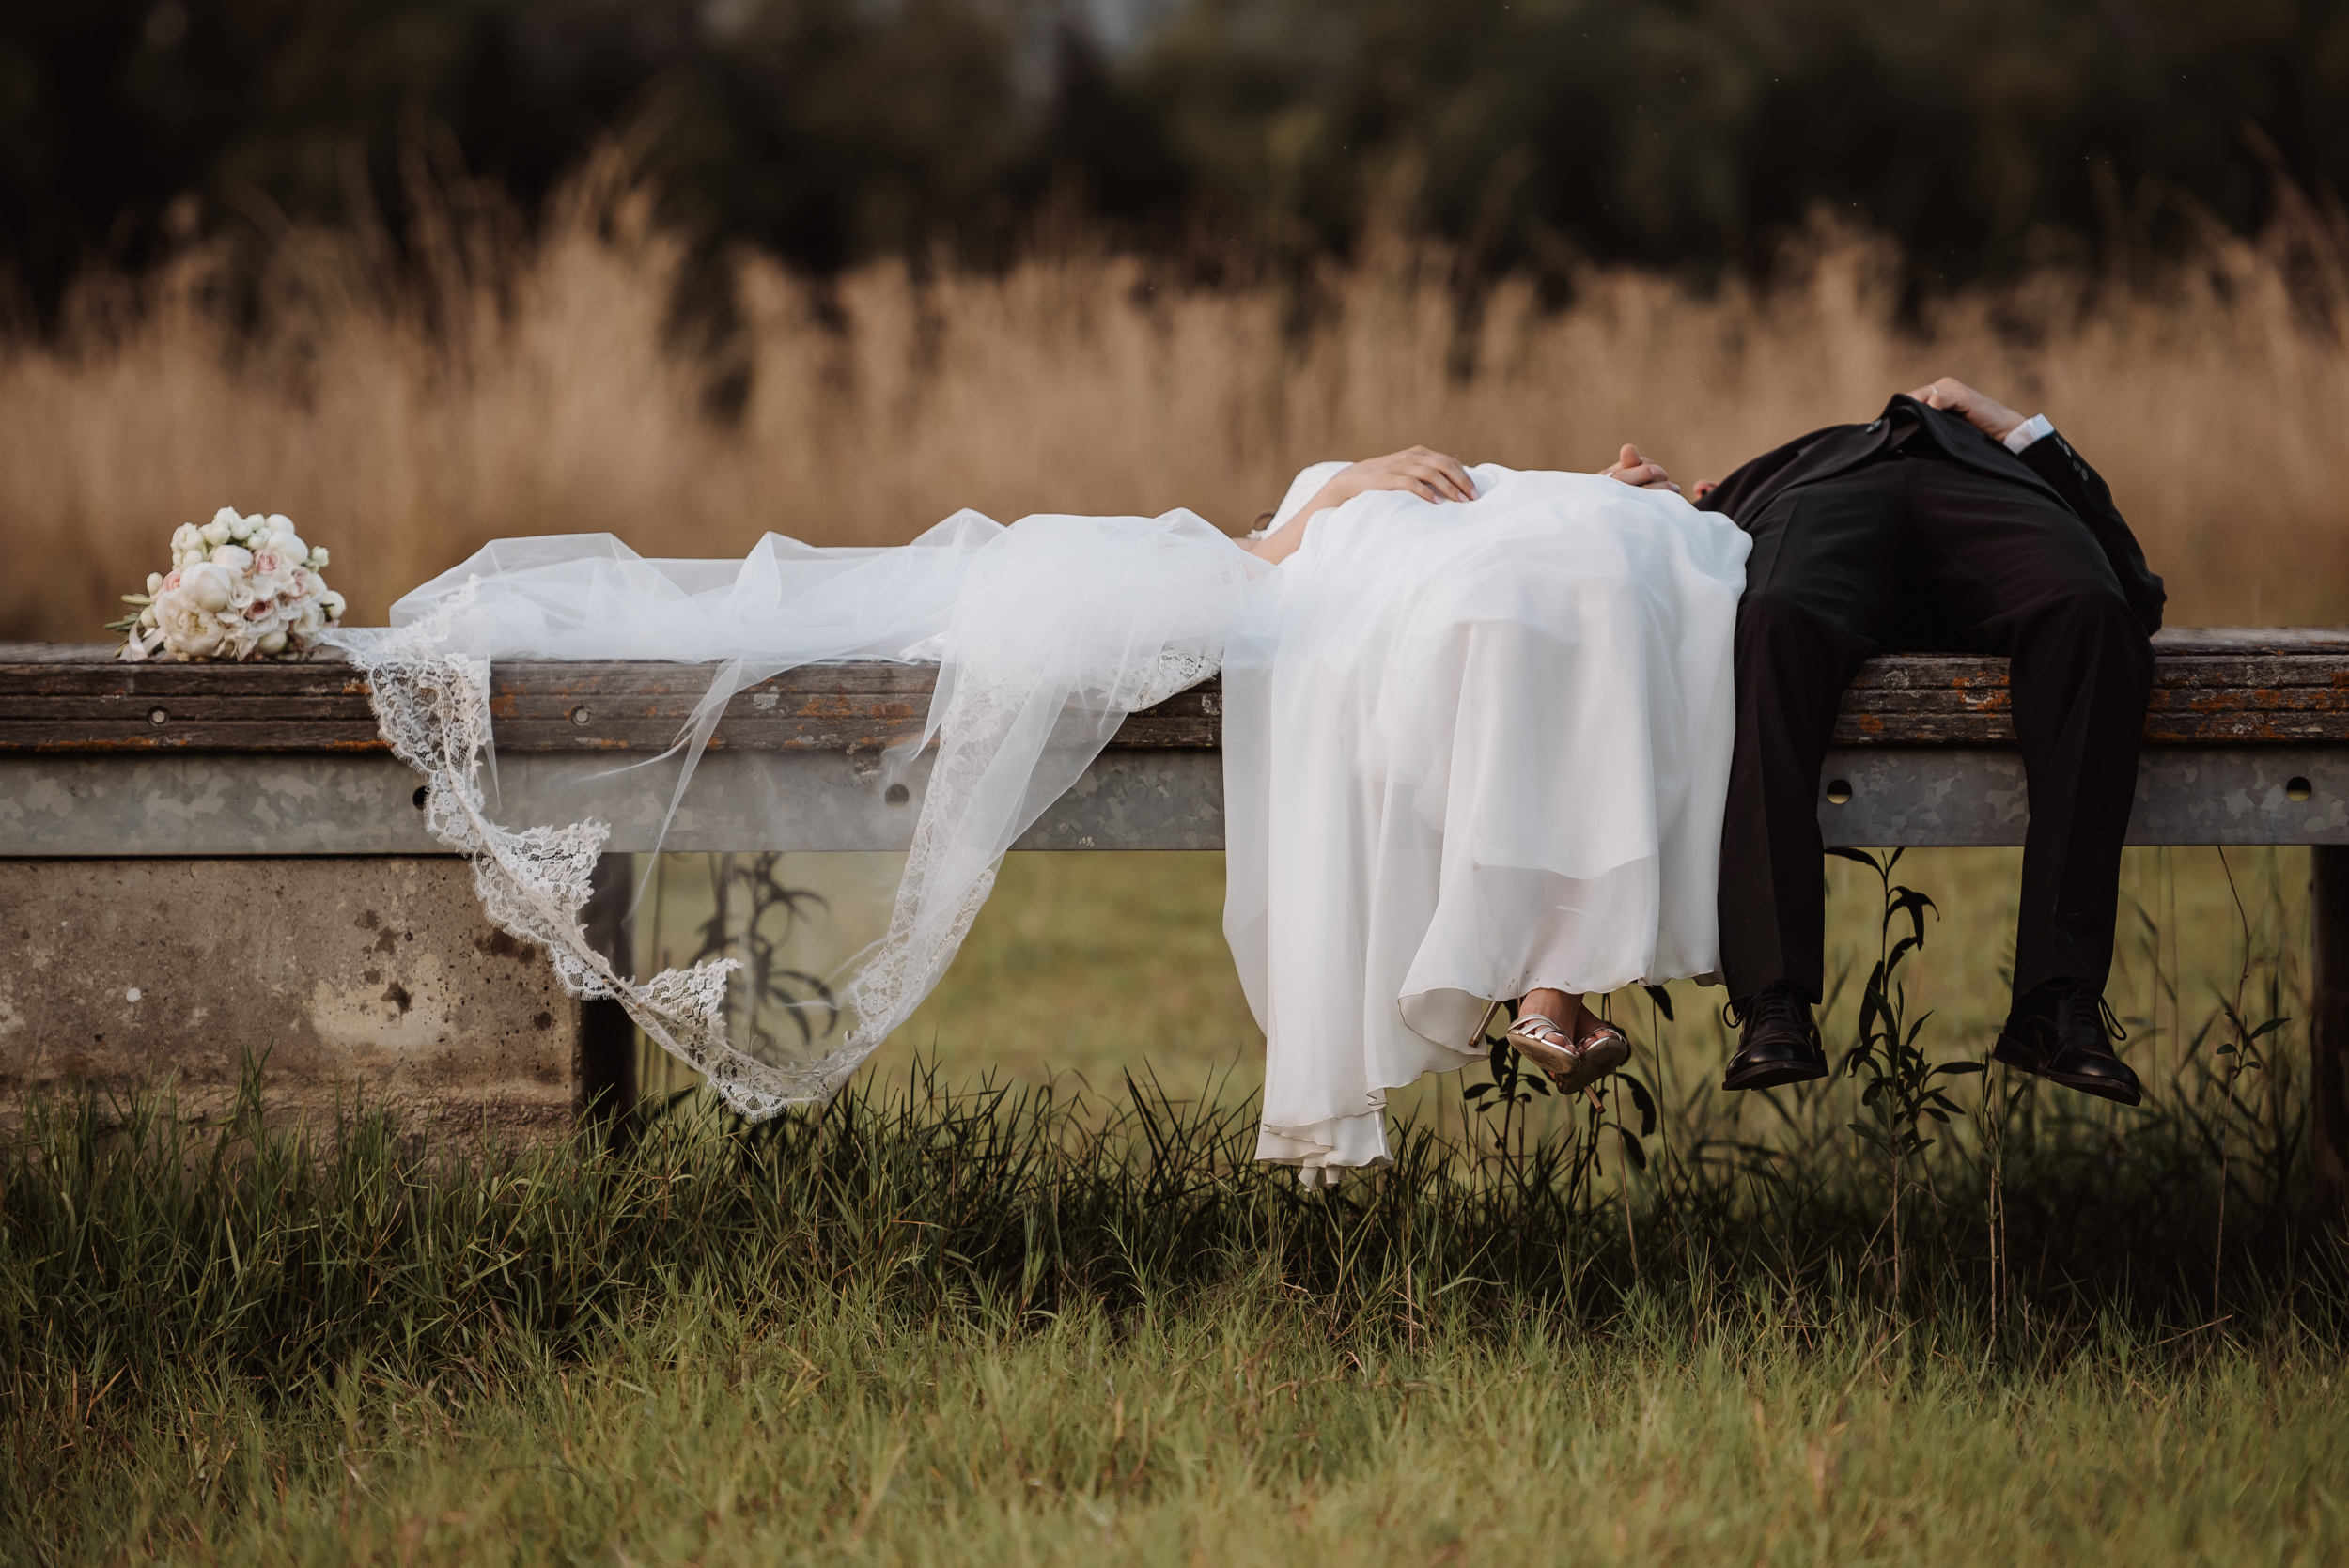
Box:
[1992, 977, 2144, 1107]
[1721, 981, 1829, 1091]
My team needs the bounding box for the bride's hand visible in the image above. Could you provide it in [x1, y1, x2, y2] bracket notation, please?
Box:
[1604, 443, 1682, 493]
[1244, 445, 1477, 566]
[1313, 446, 1479, 511]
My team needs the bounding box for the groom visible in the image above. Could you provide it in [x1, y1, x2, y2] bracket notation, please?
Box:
[1622, 379, 2165, 1105]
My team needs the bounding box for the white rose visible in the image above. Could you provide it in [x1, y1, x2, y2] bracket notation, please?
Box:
[233, 513, 265, 542]
[172, 524, 202, 553]
[200, 518, 232, 546]
[210, 543, 254, 575]
[308, 546, 330, 568]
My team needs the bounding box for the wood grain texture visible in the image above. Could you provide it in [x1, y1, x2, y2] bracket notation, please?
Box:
[6, 634, 2348, 753]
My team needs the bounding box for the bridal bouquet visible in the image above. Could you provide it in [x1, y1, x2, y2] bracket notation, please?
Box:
[109, 508, 346, 661]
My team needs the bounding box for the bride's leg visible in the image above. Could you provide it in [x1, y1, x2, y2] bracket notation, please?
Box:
[1521, 986, 1577, 1031]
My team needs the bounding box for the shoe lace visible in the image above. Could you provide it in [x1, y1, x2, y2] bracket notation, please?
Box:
[1723, 985, 1808, 1033]
[2047, 978, 2127, 1045]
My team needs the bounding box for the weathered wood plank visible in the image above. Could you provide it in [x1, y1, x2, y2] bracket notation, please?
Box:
[8, 639, 2349, 753]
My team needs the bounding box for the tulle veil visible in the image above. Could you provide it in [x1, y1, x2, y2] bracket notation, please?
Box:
[330, 508, 1271, 1118]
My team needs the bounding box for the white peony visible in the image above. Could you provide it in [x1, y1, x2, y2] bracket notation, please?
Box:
[181, 561, 234, 613]
[209, 543, 254, 575]
[152, 584, 226, 658]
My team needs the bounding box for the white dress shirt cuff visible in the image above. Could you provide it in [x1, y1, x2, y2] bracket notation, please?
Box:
[2002, 413, 2054, 454]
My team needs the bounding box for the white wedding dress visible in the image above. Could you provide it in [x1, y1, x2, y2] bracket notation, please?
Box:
[330, 463, 1749, 1172]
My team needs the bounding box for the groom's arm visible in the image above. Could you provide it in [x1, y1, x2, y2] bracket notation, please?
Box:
[2013, 426, 2167, 632]
[1915, 377, 2166, 633]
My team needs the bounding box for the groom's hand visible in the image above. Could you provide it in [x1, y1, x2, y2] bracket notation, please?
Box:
[1908, 377, 2029, 442]
[1605, 443, 1682, 493]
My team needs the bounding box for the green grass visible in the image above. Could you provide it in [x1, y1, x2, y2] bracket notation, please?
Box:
[3, 845, 2334, 1564]
[24, 1287, 2349, 1565]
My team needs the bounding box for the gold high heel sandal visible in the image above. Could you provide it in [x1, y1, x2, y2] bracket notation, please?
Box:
[1498, 1005, 1629, 1095]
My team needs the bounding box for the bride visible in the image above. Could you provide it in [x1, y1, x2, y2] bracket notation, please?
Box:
[333, 442, 1748, 1180]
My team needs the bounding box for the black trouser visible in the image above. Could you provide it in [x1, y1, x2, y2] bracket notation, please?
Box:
[1718, 450, 2155, 1007]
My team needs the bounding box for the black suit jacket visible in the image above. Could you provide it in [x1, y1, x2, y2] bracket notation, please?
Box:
[1694, 394, 2166, 634]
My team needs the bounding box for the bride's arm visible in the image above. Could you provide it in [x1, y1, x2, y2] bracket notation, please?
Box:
[1242, 446, 1479, 565]
[1241, 442, 1685, 564]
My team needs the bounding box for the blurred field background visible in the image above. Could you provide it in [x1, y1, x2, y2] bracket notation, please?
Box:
[8, 1, 2349, 642]
[10, 166, 2349, 641]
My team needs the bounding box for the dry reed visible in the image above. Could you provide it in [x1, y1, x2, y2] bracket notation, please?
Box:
[8, 149, 2347, 639]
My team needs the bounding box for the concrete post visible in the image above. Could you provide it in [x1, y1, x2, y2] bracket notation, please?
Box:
[0, 857, 580, 1141]
[2313, 846, 2349, 1230]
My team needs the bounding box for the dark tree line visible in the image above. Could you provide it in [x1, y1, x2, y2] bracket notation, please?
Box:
[3, 0, 2343, 316]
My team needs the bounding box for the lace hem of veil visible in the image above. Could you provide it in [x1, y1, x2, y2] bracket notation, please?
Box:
[333, 585, 841, 1119]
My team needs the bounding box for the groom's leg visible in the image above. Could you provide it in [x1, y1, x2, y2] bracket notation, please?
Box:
[1905, 462, 2155, 997]
[1719, 462, 1911, 1001]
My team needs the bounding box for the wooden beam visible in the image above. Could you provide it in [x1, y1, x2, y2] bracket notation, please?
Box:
[8, 634, 2349, 754]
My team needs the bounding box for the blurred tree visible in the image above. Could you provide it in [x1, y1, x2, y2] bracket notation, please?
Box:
[1128, 0, 2349, 283]
[0, 0, 2342, 317]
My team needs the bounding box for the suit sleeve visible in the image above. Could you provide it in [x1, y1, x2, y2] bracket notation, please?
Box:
[2018, 430, 2167, 634]
[1694, 434, 1809, 523]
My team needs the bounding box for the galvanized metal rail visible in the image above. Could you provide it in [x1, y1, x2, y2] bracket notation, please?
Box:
[7, 629, 2349, 854]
